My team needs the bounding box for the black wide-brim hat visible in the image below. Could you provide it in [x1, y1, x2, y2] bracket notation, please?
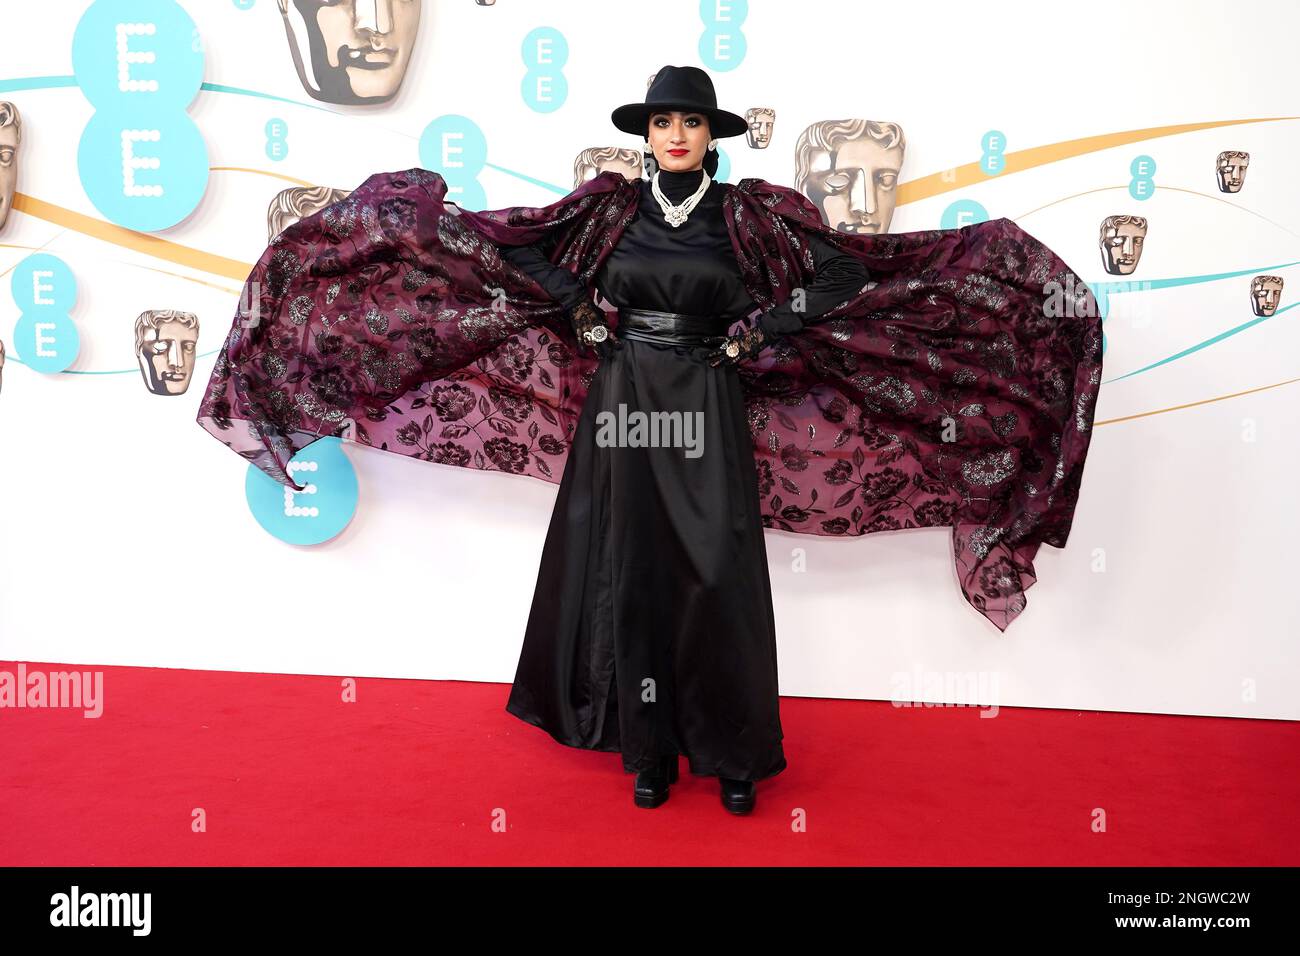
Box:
[610, 65, 749, 139]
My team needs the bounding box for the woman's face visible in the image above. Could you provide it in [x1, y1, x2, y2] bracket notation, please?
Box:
[646, 110, 711, 173]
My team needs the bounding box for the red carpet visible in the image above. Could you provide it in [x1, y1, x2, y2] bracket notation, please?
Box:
[1, 659, 1296, 866]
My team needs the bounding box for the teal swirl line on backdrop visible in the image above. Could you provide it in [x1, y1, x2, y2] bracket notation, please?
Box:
[1103, 302, 1297, 385]
[2, 77, 1296, 380]
[1090, 261, 1300, 296]
[0, 76, 569, 194]
[0, 75, 334, 110]
[1093, 261, 1299, 383]
[0, 75, 78, 92]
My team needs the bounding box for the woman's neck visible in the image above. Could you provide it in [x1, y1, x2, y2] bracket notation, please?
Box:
[655, 165, 705, 202]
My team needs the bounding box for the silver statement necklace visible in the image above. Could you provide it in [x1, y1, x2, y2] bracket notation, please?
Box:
[651, 169, 711, 228]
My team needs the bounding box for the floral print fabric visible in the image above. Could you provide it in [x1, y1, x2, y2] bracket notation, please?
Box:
[197, 167, 1102, 630]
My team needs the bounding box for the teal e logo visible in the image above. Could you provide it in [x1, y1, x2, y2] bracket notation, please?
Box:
[941, 200, 990, 229]
[699, 0, 748, 70]
[72, 0, 209, 231]
[520, 27, 569, 113]
[11, 253, 80, 374]
[419, 115, 488, 209]
[245, 438, 359, 545]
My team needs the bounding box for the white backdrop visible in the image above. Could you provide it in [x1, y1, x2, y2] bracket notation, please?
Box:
[1, 0, 1297, 721]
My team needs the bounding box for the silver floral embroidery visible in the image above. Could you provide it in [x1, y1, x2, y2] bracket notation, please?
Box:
[456, 305, 509, 343]
[829, 317, 854, 342]
[295, 391, 347, 424]
[321, 197, 358, 237]
[961, 448, 1014, 486]
[438, 213, 482, 258]
[288, 294, 313, 326]
[984, 332, 1018, 376]
[365, 307, 388, 335]
[1006, 510, 1041, 543]
[403, 268, 432, 291]
[325, 280, 341, 305]
[361, 204, 384, 245]
[1025, 248, 1053, 284]
[267, 248, 303, 298]
[992, 411, 1018, 436]
[1075, 392, 1094, 432]
[361, 349, 402, 392]
[967, 524, 1006, 559]
[955, 272, 1009, 312]
[261, 352, 287, 380]
[865, 375, 917, 413]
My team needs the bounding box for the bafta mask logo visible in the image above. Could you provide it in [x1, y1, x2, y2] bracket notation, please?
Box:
[1216, 150, 1249, 193]
[135, 309, 199, 395]
[277, 0, 422, 105]
[268, 184, 353, 241]
[746, 107, 774, 149]
[1251, 275, 1283, 317]
[0, 101, 21, 231]
[574, 146, 643, 187]
[793, 119, 906, 235]
[1099, 215, 1147, 276]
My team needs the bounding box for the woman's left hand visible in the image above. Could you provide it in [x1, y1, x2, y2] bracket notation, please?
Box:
[706, 324, 776, 366]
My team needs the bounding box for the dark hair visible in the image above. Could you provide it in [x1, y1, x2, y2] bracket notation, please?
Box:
[641, 137, 721, 179]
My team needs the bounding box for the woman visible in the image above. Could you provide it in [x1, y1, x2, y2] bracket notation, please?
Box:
[499, 66, 870, 814]
[196, 68, 1101, 817]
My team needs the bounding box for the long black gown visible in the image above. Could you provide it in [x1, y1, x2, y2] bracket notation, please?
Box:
[500, 167, 870, 782]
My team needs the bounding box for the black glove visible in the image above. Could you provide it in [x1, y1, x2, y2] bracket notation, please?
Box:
[567, 298, 619, 358]
[706, 323, 777, 367]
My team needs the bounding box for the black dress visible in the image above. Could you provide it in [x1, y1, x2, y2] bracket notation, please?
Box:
[500, 167, 869, 782]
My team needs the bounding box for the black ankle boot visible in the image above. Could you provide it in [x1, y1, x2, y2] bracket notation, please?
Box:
[633, 754, 679, 809]
[719, 776, 755, 814]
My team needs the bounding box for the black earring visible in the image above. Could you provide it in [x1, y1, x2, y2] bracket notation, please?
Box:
[642, 141, 658, 179]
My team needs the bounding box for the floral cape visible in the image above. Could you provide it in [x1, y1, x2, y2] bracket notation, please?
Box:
[197, 167, 1102, 631]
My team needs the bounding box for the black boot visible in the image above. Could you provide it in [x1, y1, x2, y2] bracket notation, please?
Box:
[633, 754, 679, 809]
[719, 776, 755, 814]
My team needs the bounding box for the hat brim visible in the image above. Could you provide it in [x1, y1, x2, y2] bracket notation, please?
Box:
[611, 103, 749, 139]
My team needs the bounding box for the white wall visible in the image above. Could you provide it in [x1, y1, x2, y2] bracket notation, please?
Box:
[1, 0, 1296, 721]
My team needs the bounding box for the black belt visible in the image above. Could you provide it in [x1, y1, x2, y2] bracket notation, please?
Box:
[616, 308, 734, 347]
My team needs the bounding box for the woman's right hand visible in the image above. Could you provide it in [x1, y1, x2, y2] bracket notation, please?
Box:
[568, 299, 619, 358]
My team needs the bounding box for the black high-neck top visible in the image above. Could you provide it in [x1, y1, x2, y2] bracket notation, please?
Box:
[596, 166, 754, 320]
[500, 168, 868, 336]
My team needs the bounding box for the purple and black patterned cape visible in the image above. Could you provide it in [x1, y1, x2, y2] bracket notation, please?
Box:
[197, 167, 1102, 631]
